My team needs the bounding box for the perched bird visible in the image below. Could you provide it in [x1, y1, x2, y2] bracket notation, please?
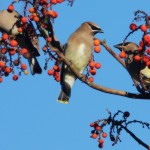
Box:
[0, 9, 42, 75]
[114, 42, 150, 91]
[58, 22, 103, 104]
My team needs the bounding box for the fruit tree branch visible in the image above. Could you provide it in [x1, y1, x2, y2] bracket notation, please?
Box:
[31, 2, 150, 99]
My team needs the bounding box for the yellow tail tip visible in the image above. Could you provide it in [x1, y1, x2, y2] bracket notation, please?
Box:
[57, 100, 69, 104]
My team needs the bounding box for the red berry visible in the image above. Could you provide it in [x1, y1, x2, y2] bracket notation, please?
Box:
[0, 61, 6, 68]
[18, 27, 23, 33]
[2, 33, 9, 40]
[57, 0, 64, 3]
[134, 55, 141, 61]
[129, 23, 137, 30]
[95, 126, 101, 131]
[138, 46, 143, 51]
[95, 62, 101, 69]
[143, 56, 149, 63]
[29, 7, 35, 13]
[89, 61, 95, 68]
[91, 133, 98, 139]
[146, 48, 150, 55]
[146, 61, 150, 66]
[94, 39, 101, 46]
[55, 76, 60, 82]
[42, 46, 47, 51]
[0, 77, 3, 83]
[51, 0, 57, 4]
[98, 139, 104, 144]
[53, 65, 60, 71]
[46, 37, 52, 42]
[10, 40, 18, 47]
[94, 46, 101, 53]
[89, 68, 96, 75]
[20, 48, 28, 55]
[5, 67, 11, 74]
[21, 64, 27, 70]
[102, 132, 107, 138]
[144, 34, 150, 43]
[88, 77, 94, 82]
[21, 17, 28, 24]
[139, 40, 144, 47]
[9, 48, 16, 55]
[90, 122, 95, 127]
[48, 69, 54, 75]
[13, 75, 18, 81]
[1, 48, 7, 54]
[8, 5, 14, 11]
[140, 24, 147, 32]
[119, 51, 126, 58]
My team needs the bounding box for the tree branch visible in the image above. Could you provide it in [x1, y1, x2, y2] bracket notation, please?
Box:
[31, 3, 150, 100]
[120, 124, 150, 150]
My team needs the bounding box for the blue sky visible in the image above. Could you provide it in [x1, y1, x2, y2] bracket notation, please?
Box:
[0, 0, 150, 150]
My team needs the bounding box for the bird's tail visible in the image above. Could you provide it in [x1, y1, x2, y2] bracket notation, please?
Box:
[57, 90, 70, 104]
[28, 57, 42, 75]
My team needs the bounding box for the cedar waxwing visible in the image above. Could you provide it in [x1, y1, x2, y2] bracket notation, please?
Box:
[57, 22, 103, 104]
[114, 42, 150, 91]
[0, 10, 42, 75]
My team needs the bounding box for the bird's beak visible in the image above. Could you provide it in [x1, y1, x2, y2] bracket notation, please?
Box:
[114, 44, 124, 51]
[98, 28, 104, 33]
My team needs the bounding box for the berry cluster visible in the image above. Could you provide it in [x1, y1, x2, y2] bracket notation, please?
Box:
[0, 32, 29, 82]
[87, 38, 102, 82]
[89, 110, 150, 149]
[90, 121, 107, 149]
[119, 16, 150, 67]
[0, 0, 75, 83]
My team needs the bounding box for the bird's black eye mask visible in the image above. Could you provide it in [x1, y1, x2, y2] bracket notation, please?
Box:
[125, 50, 139, 55]
[88, 24, 100, 31]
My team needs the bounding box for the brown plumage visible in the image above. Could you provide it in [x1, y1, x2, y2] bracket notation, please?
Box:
[58, 22, 103, 104]
[0, 9, 42, 75]
[114, 42, 150, 91]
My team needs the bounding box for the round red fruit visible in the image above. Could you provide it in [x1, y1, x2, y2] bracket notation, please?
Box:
[13, 75, 18, 81]
[0, 61, 6, 68]
[90, 122, 95, 127]
[8, 5, 14, 11]
[20, 48, 28, 55]
[95, 126, 101, 131]
[119, 51, 126, 58]
[10, 40, 18, 47]
[102, 132, 107, 138]
[91, 133, 98, 139]
[134, 55, 141, 61]
[98, 139, 104, 144]
[21, 17, 28, 24]
[94, 39, 101, 46]
[129, 23, 137, 31]
[1, 48, 7, 54]
[53, 65, 60, 71]
[88, 77, 94, 82]
[89, 68, 96, 75]
[2, 33, 9, 40]
[21, 64, 27, 70]
[95, 62, 101, 69]
[94, 46, 101, 53]
[48, 69, 54, 75]
[0, 77, 3, 83]
[142, 56, 149, 63]
[5, 67, 11, 74]
[89, 61, 95, 68]
[140, 24, 147, 32]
